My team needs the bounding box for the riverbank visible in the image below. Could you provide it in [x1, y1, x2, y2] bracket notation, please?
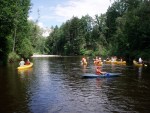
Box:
[31, 54, 60, 57]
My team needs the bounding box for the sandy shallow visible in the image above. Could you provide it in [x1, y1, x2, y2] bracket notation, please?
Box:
[31, 54, 60, 57]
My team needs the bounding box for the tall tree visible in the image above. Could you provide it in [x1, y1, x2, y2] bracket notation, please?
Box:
[0, 1, 18, 64]
[0, 0, 31, 64]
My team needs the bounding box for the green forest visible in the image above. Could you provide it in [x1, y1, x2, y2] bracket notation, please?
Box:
[0, 0, 150, 65]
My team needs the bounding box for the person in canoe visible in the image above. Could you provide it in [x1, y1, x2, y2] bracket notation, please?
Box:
[106, 57, 110, 61]
[138, 57, 143, 64]
[94, 57, 102, 66]
[96, 66, 107, 75]
[25, 59, 30, 65]
[19, 58, 25, 66]
[93, 56, 98, 61]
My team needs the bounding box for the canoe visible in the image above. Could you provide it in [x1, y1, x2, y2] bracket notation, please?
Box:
[82, 73, 122, 78]
[105, 61, 117, 64]
[94, 61, 103, 66]
[116, 61, 126, 65]
[17, 63, 33, 70]
[105, 61, 126, 65]
[133, 60, 143, 67]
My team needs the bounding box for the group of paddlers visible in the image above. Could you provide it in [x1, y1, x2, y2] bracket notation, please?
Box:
[81, 56, 106, 75]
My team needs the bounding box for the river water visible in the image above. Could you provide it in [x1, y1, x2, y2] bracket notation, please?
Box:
[0, 56, 150, 113]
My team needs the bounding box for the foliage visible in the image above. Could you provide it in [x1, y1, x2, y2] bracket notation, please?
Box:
[0, 1, 14, 64]
[105, 0, 150, 60]
[28, 20, 45, 53]
[8, 52, 20, 63]
[0, 0, 31, 64]
[17, 38, 33, 58]
[46, 15, 108, 56]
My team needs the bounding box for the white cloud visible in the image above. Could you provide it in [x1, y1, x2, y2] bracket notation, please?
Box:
[54, 0, 111, 21]
[38, 22, 45, 28]
[38, 22, 52, 37]
[30, 0, 112, 28]
[41, 15, 55, 20]
[42, 30, 50, 37]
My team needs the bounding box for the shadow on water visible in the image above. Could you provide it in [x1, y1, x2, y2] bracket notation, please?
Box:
[0, 57, 150, 113]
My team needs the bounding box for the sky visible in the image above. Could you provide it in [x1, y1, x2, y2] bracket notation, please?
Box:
[29, 0, 112, 29]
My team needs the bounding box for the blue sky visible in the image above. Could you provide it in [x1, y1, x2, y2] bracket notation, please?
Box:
[29, 0, 112, 28]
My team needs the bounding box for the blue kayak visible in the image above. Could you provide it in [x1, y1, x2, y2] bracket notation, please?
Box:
[82, 73, 122, 78]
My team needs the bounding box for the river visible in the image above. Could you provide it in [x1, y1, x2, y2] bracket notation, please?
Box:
[0, 56, 150, 113]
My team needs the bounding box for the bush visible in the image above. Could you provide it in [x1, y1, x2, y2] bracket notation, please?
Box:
[8, 52, 20, 63]
[17, 38, 33, 58]
[84, 50, 93, 56]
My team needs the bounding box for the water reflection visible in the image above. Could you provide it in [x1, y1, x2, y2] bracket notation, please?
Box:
[96, 78, 104, 88]
[138, 67, 142, 77]
[81, 64, 87, 73]
[18, 68, 33, 77]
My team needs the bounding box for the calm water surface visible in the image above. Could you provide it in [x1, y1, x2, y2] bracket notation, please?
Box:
[0, 57, 150, 113]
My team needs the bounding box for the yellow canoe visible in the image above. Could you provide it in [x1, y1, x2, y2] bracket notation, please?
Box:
[105, 60, 117, 64]
[105, 60, 126, 65]
[94, 61, 103, 66]
[116, 61, 126, 65]
[105, 61, 111, 64]
[133, 60, 143, 67]
[17, 63, 33, 70]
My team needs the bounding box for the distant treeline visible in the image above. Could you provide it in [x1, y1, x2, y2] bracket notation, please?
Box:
[46, 0, 150, 61]
[0, 0, 150, 65]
